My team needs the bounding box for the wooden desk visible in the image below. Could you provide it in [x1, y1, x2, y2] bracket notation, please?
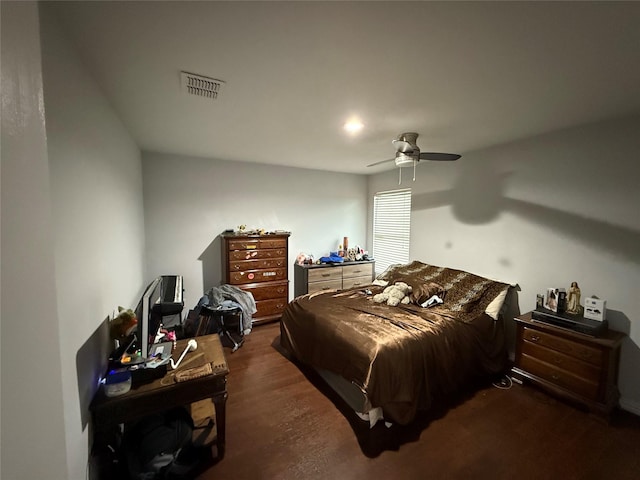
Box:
[90, 334, 229, 458]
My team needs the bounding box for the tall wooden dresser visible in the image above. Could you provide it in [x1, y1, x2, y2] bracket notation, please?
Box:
[221, 232, 290, 325]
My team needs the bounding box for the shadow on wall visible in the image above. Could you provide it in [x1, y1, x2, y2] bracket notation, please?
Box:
[76, 316, 111, 431]
[505, 198, 640, 266]
[410, 151, 512, 225]
[199, 235, 222, 294]
[411, 156, 640, 266]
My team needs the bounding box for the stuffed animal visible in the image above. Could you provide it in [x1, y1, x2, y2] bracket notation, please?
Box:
[373, 282, 412, 306]
[110, 306, 138, 340]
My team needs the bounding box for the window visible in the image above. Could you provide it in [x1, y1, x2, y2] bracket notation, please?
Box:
[373, 188, 411, 275]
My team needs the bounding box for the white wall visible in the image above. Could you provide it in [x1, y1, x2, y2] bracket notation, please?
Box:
[0, 2, 68, 479]
[142, 152, 368, 310]
[368, 115, 640, 413]
[39, 4, 146, 479]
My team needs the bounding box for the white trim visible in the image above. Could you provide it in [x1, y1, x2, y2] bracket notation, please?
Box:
[619, 397, 640, 416]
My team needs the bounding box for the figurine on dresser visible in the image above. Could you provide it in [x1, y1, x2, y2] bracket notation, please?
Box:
[567, 281, 582, 315]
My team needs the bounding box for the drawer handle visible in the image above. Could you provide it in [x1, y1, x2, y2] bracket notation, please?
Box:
[579, 351, 593, 359]
[530, 335, 540, 342]
[551, 374, 560, 381]
[553, 357, 562, 365]
[321, 287, 331, 290]
[321, 273, 331, 277]
[277, 288, 285, 294]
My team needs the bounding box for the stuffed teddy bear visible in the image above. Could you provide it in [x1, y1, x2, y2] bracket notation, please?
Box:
[109, 306, 138, 341]
[373, 282, 412, 306]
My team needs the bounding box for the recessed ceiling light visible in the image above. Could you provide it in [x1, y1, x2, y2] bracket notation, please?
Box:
[344, 119, 364, 134]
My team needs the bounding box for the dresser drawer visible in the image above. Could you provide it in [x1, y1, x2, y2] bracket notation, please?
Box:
[342, 263, 373, 279]
[308, 268, 342, 283]
[259, 238, 287, 249]
[523, 326, 602, 366]
[521, 341, 601, 383]
[520, 354, 599, 400]
[229, 267, 287, 285]
[229, 258, 287, 271]
[242, 282, 288, 301]
[342, 275, 372, 290]
[308, 279, 342, 294]
[227, 239, 260, 251]
[228, 248, 286, 261]
[255, 297, 288, 318]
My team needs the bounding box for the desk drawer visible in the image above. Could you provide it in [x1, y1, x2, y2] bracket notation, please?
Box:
[308, 268, 342, 282]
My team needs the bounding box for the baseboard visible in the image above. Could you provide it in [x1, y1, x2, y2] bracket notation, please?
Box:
[619, 397, 640, 417]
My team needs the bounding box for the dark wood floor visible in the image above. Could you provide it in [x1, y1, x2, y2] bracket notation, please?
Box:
[198, 322, 640, 480]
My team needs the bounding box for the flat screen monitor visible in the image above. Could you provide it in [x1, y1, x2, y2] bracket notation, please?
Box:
[134, 277, 163, 359]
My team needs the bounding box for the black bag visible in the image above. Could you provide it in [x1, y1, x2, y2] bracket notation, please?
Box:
[123, 407, 193, 480]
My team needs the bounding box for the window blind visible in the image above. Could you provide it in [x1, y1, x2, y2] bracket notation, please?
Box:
[373, 188, 411, 275]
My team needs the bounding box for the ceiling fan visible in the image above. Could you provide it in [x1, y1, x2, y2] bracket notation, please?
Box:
[367, 132, 461, 183]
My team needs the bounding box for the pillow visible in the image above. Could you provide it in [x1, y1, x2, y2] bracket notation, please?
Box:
[484, 285, 510, 320]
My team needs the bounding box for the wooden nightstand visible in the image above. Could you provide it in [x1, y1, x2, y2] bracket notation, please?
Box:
[511, 312, 625, 420]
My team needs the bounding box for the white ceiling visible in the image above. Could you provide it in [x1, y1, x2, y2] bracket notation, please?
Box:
[49, 1, 640, 174]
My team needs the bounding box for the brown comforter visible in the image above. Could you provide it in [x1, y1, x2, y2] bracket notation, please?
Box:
[280, 261, 509, 425]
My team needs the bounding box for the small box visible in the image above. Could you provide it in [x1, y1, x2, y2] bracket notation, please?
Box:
[557, 288, 567, 313]
[584, 297, 606, 321]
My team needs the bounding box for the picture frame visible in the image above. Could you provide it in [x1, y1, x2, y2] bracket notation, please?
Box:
[545, 288, 559, 312]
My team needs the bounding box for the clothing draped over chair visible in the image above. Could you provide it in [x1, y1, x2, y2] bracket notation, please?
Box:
[199, 284, 257, 334]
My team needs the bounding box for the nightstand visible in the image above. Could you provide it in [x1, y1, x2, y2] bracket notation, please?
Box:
[511, 312, 625, 420]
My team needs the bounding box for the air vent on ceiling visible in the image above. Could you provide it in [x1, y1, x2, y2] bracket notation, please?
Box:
[181, 71, 225, 100]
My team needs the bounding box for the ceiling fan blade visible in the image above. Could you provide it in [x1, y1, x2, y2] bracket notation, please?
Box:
[419, 152, 461, 161]
[367, 158, 395, 167]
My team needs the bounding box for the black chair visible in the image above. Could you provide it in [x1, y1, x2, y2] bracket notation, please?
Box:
[185, 305, 244, 352]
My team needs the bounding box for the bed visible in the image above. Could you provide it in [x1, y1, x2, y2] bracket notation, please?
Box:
[280, 260, 513, 426]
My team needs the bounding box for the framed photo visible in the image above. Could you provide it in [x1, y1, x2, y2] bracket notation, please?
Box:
[545, 288, 559, 312]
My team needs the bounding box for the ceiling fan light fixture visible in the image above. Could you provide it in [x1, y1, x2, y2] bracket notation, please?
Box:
[394, 153, 417, 167]
[344, 119, 364, 134]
